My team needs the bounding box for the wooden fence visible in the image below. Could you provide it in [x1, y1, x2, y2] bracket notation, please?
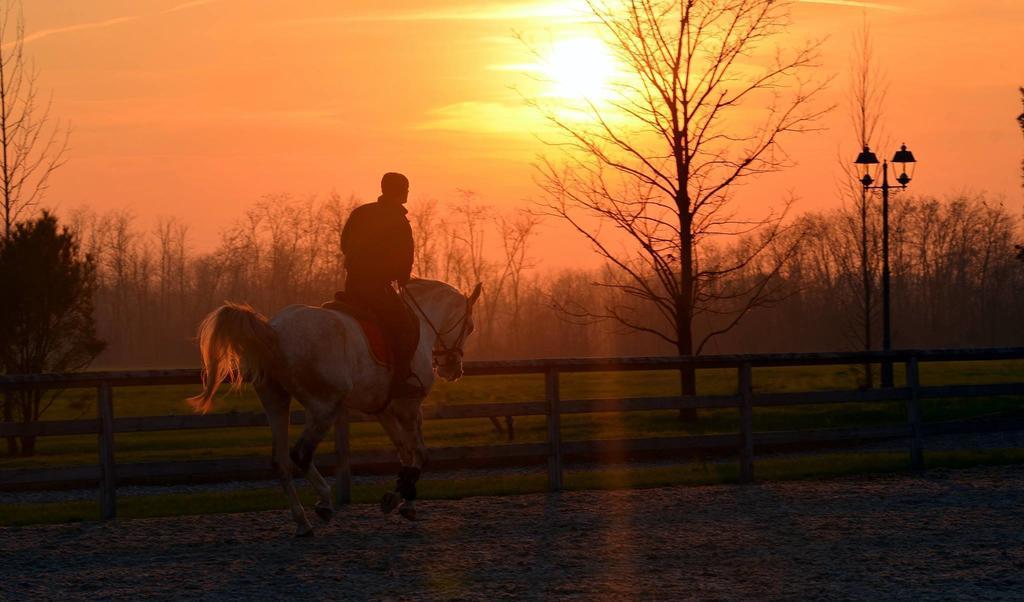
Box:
[2, 348, 1023, 520]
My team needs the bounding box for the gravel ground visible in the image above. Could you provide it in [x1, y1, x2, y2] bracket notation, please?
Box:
[3, 464, 1023, 600]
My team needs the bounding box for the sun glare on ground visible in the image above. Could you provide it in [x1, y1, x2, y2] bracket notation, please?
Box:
[543, 37, 619, 102]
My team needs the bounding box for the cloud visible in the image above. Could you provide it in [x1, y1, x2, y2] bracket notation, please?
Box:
[162, 0, 226, 14]
[20, 15, 142, 46]
[24, 0, 899, 46]
[416, 101, 542, 134]
[284, 0, 902, 26]
[797, 0, 903, 10]
[16, 0, 230, 47]
[283, 1, 593, 26]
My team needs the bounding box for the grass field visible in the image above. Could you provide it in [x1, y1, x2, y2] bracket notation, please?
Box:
[1, 360, 1022, 472]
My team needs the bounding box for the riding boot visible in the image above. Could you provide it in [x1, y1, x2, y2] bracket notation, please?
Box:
[389, 321, 425, 399]
[346, 275, 424, 399]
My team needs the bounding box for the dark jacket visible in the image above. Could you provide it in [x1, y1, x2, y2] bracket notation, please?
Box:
[341, 197, 414, 283]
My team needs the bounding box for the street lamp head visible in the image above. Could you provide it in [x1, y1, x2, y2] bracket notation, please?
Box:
[855, 145, 880, 165]
[892, 143, 916, 187]
[891, 143, 916, 164]
[854, 145, 879, 188]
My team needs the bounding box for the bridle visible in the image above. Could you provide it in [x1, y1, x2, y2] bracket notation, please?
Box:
[401, 286, 472, 369]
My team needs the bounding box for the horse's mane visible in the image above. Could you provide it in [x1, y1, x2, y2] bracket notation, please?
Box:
[405, 278, 463, 301]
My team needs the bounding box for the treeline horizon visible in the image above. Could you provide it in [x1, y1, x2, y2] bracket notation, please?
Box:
[62, 190, 1024, 370]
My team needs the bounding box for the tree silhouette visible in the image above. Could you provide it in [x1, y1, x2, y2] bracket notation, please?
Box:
[0, 0, 69, 240]
[532, 0, 830, 415]
[840, 20, 888, 387]
[1017, 87, 1023, 262]
[0, 212, 104, 456]
[1018, 86, 1023, 184]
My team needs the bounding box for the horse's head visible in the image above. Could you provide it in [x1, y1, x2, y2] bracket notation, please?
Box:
[433, 282, 482, 381]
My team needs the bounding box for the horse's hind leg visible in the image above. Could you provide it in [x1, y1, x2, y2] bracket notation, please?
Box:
[305, 462, 334, 523]
[289, 401, 339, 523]
[256, 381, 314, 537]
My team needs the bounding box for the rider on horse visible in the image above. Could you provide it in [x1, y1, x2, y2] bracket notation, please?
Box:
[340, 172, 425, 399]
[192, 180, 482, 533]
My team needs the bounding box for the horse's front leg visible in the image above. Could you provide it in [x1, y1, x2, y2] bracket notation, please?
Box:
[378, 400, 428, 520]
[398, 404, 429, 521]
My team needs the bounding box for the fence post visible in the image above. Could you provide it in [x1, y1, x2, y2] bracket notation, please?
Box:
[97, 382, 116, 520]
[545, 368, 563, 492]
[906, 357, 924, 471]
[334, 411, 351, 506]
[738, 363, 754, 483]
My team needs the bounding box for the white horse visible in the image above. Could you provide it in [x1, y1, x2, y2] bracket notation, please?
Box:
[188, 278, 482, 536]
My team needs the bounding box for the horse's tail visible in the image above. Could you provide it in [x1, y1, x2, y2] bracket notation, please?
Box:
[188, 302, 282, 414]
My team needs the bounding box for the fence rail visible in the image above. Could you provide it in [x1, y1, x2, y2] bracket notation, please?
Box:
[2, 347, 1023, 520]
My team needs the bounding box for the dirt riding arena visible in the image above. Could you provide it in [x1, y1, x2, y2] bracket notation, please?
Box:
[3, 465, 1023, 600]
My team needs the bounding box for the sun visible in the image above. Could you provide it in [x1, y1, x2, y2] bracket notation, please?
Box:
[543, 37, 618, 102]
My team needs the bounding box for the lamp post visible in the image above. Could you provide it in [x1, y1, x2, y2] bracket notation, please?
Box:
[855, 143, 917, 388]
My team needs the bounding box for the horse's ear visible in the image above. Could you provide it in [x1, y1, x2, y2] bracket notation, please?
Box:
[468, 282, 482, 304]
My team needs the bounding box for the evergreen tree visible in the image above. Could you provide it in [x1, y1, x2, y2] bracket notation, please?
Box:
[0, 211, 104, 455]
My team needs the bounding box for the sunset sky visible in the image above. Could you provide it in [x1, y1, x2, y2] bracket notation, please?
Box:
[23, 0, 1024, 264]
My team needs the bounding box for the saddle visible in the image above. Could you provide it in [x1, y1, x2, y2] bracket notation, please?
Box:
[321, 292, 392, 367]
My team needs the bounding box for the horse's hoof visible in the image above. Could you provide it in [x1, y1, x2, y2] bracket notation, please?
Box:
[380, 491, 401, 514]
[295, 525, 315, 538]
[398, 505, 417, 521]
[314, 503, 334, 523]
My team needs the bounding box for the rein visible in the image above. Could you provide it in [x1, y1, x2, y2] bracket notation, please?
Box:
[401, 286, 471, 364]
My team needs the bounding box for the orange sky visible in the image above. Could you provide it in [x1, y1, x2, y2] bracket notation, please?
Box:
[24, 0, 1024, 265]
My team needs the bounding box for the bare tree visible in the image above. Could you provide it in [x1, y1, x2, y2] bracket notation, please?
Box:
[409, 198, 441, 279]
[54, 192, 1024, 369]
[154, 216, 189, 330]
[1013, 88, 1022, 263]
[839, 19, 888, 386]
[497, 210, 541, 354]
[532, 0, 830, 416]
[439, 191, 501, 348]
[1018, 86, 1023, 185]
[0, 0, 69, 239]
[451, 190, 493, 291]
